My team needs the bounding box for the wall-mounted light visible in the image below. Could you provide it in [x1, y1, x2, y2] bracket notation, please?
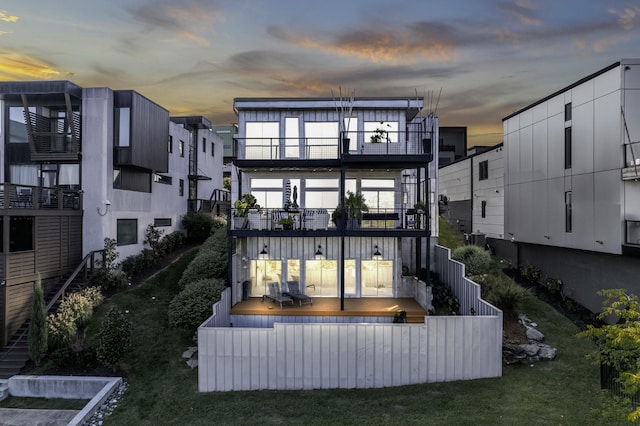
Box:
[314, 244, 324, 260]
[97, 199, 111, 216]
[372, 245, 383, 261]
[259, 244, 269, 259]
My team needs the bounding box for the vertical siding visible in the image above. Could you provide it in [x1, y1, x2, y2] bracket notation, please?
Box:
[200, 283, 501, 392]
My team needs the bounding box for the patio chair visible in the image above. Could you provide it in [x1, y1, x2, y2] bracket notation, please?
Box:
[287, 280, 312, 306]
[262, 282, 293, 309]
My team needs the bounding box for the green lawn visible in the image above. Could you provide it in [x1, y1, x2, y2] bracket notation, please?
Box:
[438, 216, 464, 250]
[55, 244, 608, 425]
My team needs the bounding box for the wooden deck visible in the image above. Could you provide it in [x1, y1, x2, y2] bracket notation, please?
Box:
[230, 297, 426, 323]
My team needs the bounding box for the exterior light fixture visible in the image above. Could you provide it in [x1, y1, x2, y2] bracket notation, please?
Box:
[259, 244, 269, 259]
[372, 245, 383, 261]
[315, 244, 324, 260]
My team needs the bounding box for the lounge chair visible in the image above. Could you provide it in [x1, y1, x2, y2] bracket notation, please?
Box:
[262, 282, 293, 309]
[287, 280, 312, 306]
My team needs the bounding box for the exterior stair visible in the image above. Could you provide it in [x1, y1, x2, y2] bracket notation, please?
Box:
[0, 250, 102, 379]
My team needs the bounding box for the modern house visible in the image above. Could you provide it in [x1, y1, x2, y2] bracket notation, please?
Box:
[0, 80, 224, 347]
[197, 97, 503, 391]
[229, 97, 438, 305]
[503, 59, 640, 312]
[438, 143, 505, 245]
[438, 126, 468, 166]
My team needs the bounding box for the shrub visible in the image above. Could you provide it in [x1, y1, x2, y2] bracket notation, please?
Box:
[520, 264, 541, 285]
[160, 231, 186, 254]
[47, 287, 104, 350]
[178, 230, 228, 289]
[451, 245, 491, 276]
[144, 224, 166, 260]
[28, 279, 48, 365]
[484, 275, 528, 318]
[168, 278, 226, 329]
[78, 286, 104, 308]
[48, 310, 77, 350]
[96, 307, 132, 370]
[431, 284, 460, 314]
[543, 277, 563, 294]
[211, 215, 227, 229]
[182, 212, 216, 242]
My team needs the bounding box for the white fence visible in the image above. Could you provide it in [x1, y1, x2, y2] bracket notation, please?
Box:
[198, 247, 503, 391]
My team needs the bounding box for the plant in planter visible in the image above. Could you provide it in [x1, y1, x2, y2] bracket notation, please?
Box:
[370, 127, 387, 143]
[233, 193, 260, 229]
[414, 201, 426, 213]
[331, 207, 345, 229]
[278, 217, 294, 230]
[345, 191, 369, 230]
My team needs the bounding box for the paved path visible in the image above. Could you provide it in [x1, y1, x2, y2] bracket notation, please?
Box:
[0, 407, 79, 426]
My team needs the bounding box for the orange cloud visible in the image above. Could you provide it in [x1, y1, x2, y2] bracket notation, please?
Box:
[0, 10, 19, 23]
[0, 50, 61, 80]
[609, 6, 640, 30]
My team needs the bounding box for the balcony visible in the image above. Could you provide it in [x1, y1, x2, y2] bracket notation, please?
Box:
[229, 207, 428, 236]
[0, 183, 82, 211]
[234, 131, 432, 168]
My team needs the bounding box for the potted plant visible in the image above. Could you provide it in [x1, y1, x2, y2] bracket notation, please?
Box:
[370, 127, 386, 143]
[278, 217, 294, 230]
[331, 207, 345, 230]
[233, 194, 260, 229]
[414, 201, 426, 213]
[345, 191, 369, 230]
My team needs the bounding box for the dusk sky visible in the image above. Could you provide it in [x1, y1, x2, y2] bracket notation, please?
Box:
[1, 1, 639, 146]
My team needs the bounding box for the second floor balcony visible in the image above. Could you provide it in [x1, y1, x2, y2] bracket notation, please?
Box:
[234, 131, 433, 168]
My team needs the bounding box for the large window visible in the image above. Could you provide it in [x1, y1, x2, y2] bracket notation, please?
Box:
[285, 117, 299, 158]
[9, 216, 33, 252]
[361, 260, 393, 296]
[249, 259, 282, 297]
[246, 122, 279, 160]
[305, 260, 338, 297]
[117, 219, 138, 246]
[564, 127, 572, 169]
[361, 179, 395, 214]
[479, 160, 489, 181]
[9, 165, 38, 186]
[304, 122, 338, 159]
[364, 121, 399, 143]
[116, 108, 130, 147]
[8, 106, 32, 144]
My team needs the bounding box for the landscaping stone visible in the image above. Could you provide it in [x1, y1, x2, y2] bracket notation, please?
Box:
[182, 347, 197, 359]
[84, 379, 128, 426]
[503, 315, 557, 365]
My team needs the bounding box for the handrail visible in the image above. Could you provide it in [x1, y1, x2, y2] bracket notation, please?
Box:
[45, 249, 104, 311]
[0, 249, 103, 364]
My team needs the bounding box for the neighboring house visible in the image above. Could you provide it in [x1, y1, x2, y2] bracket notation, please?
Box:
[229, 97, 438, 304]
[503, 59, 640, 312]
[0, 80, 223, 346]
[438, 143, 505, 245]
[438, 126, 467, 166]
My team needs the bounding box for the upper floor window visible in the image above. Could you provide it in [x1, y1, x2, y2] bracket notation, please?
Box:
[304, 122, 338, 159]
[153, 173, 172, 185]
[168, 135, 173, 153]
[179, 179, 184, 196]
[179, 140, 185, 157]
[8, 107, 34, 144]
[479, 160, 489, 181]
[116, 107, 130, 147]
[202, 137, 206, 153]
[481, 200, 487, 218]
[211, 141, 214, 156]
[245, 122, 279, 160]
[364, 121, 399, 143]
[564, 102, 572, 122]
[564, 127, 572, 169]
[565, 191, 572, 233]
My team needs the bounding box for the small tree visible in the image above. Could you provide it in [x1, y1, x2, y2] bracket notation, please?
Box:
[28, 278, 48, 365]
[579, 289, 640, 422]
[144, 224, 165, 261]
[96, 307, 132, 371]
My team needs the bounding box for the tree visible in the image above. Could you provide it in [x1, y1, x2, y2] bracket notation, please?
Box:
[28, 278, 48, 365]
[96, 307, 132, 371]
[579, 289, 640, 422]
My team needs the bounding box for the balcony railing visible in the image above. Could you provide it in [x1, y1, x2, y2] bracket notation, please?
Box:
[0, 183, 82, 211]
[234, 131, 432, 161]
[229, 207, 428, 231]
[622, 141, 640, 180]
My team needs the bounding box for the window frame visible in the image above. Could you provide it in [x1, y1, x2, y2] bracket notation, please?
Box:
[154, 218, 172, 227]
[479, 160, 489, 181]
[564, 127, 572, 169]
[565, 191, 572, 233]
[117, 219, 138, 246]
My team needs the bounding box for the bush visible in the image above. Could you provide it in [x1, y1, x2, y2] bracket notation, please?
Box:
[168, 278, 226, 329]
[48, 310, 77, 350]
[182, 212, 216, 242]
[178, 230, 228, 289]
[29, 279, 48, 365]
[144, 224, 166, 261]
[451, 245, 491, 276]
[160, 231, 186, 254]
[431, 284, 460, 314]
[47, 287, 104, 350]
[96, 307, 132, 370]
[484, 274, 528, 318]
[520, 264, 541, 285]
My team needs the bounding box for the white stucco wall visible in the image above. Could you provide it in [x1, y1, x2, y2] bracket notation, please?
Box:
[472, 146, 504, 239]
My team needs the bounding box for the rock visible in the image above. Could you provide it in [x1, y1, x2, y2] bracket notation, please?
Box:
[526, 327, 544, 341]
[182, 347, 198, 359]
[187, 358, 198, 369]
[537, 344, 557, 360]
[521, 344, 539, 356]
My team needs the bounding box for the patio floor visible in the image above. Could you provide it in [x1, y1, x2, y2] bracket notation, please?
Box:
[230, 297, 427, 323]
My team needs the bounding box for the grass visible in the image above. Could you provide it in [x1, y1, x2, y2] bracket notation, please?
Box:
[32, 238, 611, 425]
[438, 216, 464, 250]
[0, 396, 89, 410]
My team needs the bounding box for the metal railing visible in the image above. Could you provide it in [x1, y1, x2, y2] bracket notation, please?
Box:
[229, 207, 428, 231]
[0, 183, 82, 210]
[234, 131, 431, 161]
